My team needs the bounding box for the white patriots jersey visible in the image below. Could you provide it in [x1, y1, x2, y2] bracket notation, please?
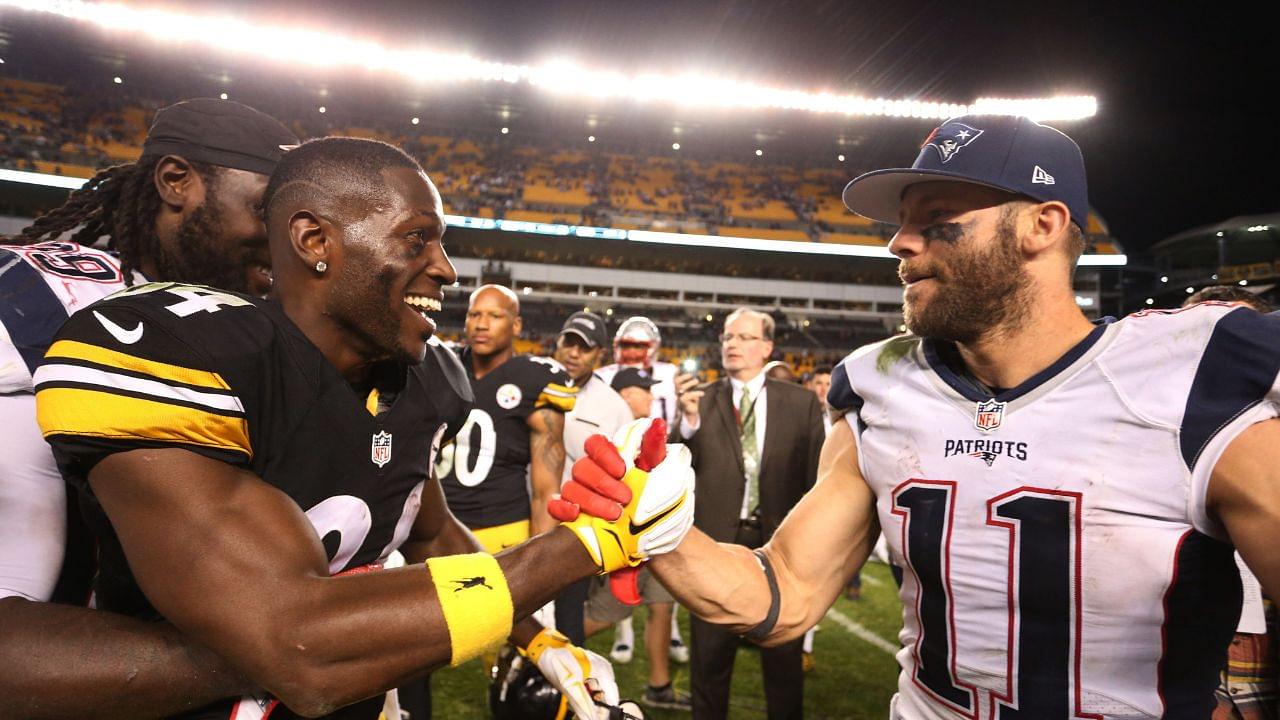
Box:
[597, 360, 679, 425]
[0, 241, 139, 602]
[0, 241, 142, 394]
[829, 304, 1280, 720]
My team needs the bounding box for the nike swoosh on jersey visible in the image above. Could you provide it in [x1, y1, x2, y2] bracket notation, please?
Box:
[93, 310, 143, 344]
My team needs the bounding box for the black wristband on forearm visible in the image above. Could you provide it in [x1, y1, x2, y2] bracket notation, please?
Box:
[743, 549, 781, 642]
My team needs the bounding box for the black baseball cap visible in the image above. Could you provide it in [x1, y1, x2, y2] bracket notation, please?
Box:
[141, 98, 298, 175]
[611, 367, 659, 392]
[842, 115, 1089, 229]
[559, 311, 609, 349]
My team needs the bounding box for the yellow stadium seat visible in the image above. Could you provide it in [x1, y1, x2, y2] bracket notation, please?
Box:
[1086, 211, 1109, 235]
[32, 161, 96, 179]
[522, 184, 591, 206]
[728, 200, 797, 222]
[0, 111, 45, 131]
[814, 200, 875, 227]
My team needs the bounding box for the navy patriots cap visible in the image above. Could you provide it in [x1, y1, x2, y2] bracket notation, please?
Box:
[842, 115, 1089, 229]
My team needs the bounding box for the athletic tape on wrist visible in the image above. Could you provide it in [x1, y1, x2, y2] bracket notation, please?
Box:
[425, 553, 513, 666]
[743, 549, 781, 642]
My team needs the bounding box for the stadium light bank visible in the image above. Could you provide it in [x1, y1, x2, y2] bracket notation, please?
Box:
[2, 0, 1096, 122]
[0, 169, 1125, 266]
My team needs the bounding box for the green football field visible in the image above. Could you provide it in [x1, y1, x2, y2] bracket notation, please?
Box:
[432, 562, 904, 719]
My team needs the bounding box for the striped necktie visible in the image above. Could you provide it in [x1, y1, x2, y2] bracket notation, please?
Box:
[740, 389, 759, 515]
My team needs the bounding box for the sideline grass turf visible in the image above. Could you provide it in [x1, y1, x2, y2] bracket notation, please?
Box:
[430, 562, 903, 718]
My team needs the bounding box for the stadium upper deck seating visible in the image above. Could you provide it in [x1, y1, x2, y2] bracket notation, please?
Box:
[1, 75, 1122, 255]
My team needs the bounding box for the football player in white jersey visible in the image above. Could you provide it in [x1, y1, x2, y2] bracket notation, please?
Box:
[558, 114, 1280, 718]
[0, 98, 297, 718]
[594, 315, 690, 663]
[597, 316, 680, 427]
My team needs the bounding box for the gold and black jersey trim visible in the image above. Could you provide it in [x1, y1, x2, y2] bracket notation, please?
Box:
[34, 340, 252, 458]
[535, 382, 578, 412]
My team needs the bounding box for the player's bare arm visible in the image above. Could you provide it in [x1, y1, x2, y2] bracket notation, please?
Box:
[1208, 417, 1280, 597]
[527, 407, 567, 535]
[88, 447, 596, 717]
[398, 470, 543, 648]
[0, 598, 253, 720]
[648, 419, 878, 645]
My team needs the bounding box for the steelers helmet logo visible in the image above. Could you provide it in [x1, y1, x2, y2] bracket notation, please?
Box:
[496, 383, 522, 409]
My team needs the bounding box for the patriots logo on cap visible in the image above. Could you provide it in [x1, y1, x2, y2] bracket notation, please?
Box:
[923, 123, 984, 163]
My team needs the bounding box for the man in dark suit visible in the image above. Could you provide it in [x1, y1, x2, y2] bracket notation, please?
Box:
[672, 308, 825, 719]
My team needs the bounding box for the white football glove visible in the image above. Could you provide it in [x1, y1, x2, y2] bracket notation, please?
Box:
[526, 628, 619, 719]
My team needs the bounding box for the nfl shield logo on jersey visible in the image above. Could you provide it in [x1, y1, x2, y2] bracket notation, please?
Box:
[973, 398, 1005, 432]
[371, 430, 393, 468]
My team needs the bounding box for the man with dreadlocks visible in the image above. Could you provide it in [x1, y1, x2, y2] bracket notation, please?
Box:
[0, 97, 298, 718]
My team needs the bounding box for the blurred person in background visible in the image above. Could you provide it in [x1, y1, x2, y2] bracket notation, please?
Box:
[764, 359, 797, 384]
[437, 284, 576, 552]
[805, 366, 833, 436]
[551, 311, 633, 644]
[671, 307, 824, 719]
[597, 315, 690, 664]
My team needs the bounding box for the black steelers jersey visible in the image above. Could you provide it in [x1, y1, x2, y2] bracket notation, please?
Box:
[436, 348, 576, 529]
[35, 282, 472, 720]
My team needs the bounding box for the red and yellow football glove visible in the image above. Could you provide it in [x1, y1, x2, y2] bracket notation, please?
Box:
[551, 418, 695, 578]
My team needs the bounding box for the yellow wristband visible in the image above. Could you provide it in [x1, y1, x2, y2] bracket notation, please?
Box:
[425, 552, 514, 666]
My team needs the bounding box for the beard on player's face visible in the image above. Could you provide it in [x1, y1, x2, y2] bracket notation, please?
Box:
[901, 207, 1032, 344]
[161, 199, 255, 294]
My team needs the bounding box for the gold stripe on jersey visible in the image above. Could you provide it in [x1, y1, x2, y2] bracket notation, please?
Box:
[36, 386, 252, 457]
[535, 383, 578, 412]
[365, 388, 379, 416]
[45, 340, 233, 392]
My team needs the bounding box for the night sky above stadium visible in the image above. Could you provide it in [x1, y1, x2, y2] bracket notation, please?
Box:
[9, 0, 1274, 253]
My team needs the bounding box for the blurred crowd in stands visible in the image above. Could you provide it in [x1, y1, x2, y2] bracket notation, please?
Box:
[1, 76, 1120, 256]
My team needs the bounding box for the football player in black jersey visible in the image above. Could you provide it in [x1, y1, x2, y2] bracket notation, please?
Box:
[437, 285, 577, 552]
[34, 137, 696, 720]
[1, 98, 297, 720]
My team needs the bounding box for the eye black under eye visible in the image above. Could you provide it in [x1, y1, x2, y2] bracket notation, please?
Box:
[922, 222, 965, 244]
